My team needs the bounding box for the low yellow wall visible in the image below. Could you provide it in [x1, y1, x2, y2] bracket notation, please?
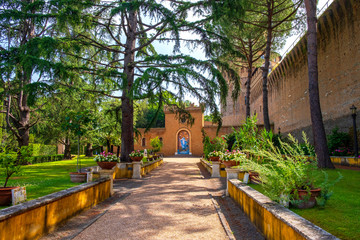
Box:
[331, 156, 359, 167]
[115, 163, 133, 179]
[142, 159, 163, 176]
[200, 159, 212, 174]
[228, 179, 336, 240]
[114, 159, 163, 179]
[0, 179, 111, 240]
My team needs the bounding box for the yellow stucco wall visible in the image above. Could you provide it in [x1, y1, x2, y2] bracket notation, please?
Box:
[0, 180, 111, 240]
[114, 159, 163, 179]
[134, 106, 234, 157]
[228, 181, 305, 240]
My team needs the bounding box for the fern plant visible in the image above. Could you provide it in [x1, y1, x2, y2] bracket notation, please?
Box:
[243, 132, 323, 206]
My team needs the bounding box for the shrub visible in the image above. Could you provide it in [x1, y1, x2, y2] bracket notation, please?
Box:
[29, 154, 64, 164]
[29, 144, 57, 156]
[150, 136, 163, 153]
[232, 115, 273, 151]
[0, 146, 31, 187]
[243, 133, 341, 207]
[203, 136, 227, 158]
[327, 127, 351, 154]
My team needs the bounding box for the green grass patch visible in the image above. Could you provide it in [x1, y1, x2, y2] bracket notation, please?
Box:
[249, 169, 360, 240]
[0, 156, 96, 210]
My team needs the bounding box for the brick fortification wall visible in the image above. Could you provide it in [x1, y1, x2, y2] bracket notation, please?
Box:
[250, 0, 360, 140]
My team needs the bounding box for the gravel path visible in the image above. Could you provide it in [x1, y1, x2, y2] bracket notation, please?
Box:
[43, 157, 263, 240]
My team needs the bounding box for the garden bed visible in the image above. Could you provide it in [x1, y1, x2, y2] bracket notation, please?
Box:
[0, 156, 97, 210]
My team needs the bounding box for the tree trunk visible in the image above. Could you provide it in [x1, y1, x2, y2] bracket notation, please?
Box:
[110, 145, 114, 153]
[63, 137, 72, 160]
[106, 139, 111, 152]
[246, 45, 253, 118]
[305, 0, 334, 169]
[85, 143, 93, 157]
[262, 20, 272, 131]
[100, 146, 104, 153]
[121, 9, 137, 162]
[117, 145, 120, 158]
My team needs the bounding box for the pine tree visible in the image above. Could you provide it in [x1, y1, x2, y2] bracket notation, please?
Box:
[0, 0, 92, 149]
[66, 0, 239, 161]
[304, 0, 334, 168]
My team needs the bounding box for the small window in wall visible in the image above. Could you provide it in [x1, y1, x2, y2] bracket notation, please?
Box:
[142, 138, 146, 147]
[159, 137, 163, 143]
[260, 105, 262, 112]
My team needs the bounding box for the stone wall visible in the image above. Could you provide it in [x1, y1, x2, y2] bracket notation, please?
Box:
[249, 0, 360, 141]
[0, 179, 111, 240]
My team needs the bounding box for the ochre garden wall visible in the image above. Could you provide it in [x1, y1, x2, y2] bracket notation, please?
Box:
[0, 179, 111, 240]
[134, 106, 233, 156]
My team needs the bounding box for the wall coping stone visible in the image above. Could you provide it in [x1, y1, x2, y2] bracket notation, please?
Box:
[200, 158, 212, 168]
[229, 179, 339, 240]
[0, 178, 109, 222]
[225, 168, 240, 174]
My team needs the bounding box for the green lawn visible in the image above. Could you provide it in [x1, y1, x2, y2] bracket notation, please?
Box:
[0, 156, 97, 209]
[250, 169, 360, 240]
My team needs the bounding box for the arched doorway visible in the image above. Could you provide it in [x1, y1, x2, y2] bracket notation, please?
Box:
[177, 130, 190, 154]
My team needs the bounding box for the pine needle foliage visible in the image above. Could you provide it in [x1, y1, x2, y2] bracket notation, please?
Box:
[243, 132, 339, 206]
[59, 0, 241, 160]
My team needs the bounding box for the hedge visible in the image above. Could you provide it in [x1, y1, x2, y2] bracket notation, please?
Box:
[29, 154, 64, 164]
[29, 144, 57, 156]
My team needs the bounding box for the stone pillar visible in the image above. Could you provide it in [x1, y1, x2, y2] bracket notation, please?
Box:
[211, 162, 221, 178]
[225, 168, 239, 196]
[86, 171, 93, 183]
[99, 169, 114, 196]
[132, 162, 142, 179]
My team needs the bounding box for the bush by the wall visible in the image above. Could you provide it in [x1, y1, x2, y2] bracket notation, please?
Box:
[29, 144, 57, 156]
[327, 127, 351, 156]
[30, 154, 64, 164]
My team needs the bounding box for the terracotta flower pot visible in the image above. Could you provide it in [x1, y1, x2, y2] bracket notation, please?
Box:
[249, 171, 260, 184]
[131, 156, 143, 162]
[69, 172, 87, 183]
[0, 187, 19, 206]
[97, 161, 117, 169]
[209, 156, 220, 162]
[292, 188, 321, 209]
[222, 160, 237, 168]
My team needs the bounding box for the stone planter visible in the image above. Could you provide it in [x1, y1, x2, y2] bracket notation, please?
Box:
[292, 188, 321, 209]
[0, 187, 19, 206]
[131, 156, 143, 162]
[222, 160, 237, 168]
[69, 172, 87, 183]
[209, 156, 220, 162]
[97, 161, 117, 170]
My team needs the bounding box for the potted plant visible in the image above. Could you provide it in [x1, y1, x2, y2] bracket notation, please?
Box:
[0, 147, 28, 206]
[150, 137, 163, 159]
[94, 152, 119, 169]
[221, 150, 245, 168]
[208, 151, 222, 162]
[129, 150, 143, 162]
[243, 133, 341, 208]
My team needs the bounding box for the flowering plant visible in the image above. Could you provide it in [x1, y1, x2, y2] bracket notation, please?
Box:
[94, 152, 119, 162]
[208, 151, 222, 157]
[331, 147, 353, 157]
[221, 150, 246, 162]
[129, 150, 143, 157]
